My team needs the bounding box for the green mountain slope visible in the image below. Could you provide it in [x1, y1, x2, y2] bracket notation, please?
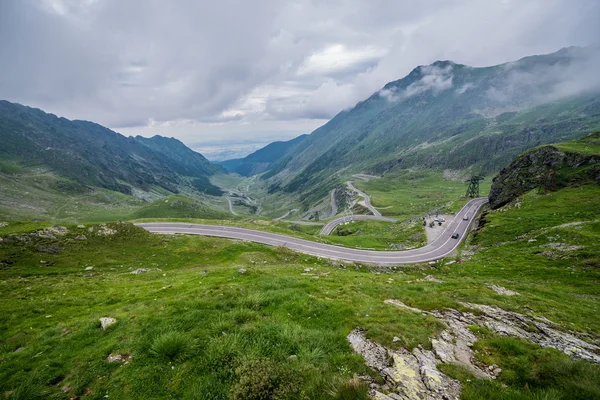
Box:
[0, 100, 225, 195]
[217, 134, 308, 176]
[489, 132, 600, 209]
[264, 46, 600, 206]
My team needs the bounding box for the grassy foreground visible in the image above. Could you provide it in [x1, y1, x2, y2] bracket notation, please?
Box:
[1, 184, 599, 399]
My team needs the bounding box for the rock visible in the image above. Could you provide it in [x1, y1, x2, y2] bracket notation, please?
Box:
[85, 266, 94, 271]
[424, 275, 443, 283]
[489, 143, 600, 209]
[77, 224, 85, 229]
[460, 302, 600, 363]
[130, 268, 161, 274]
[73, 235, 87, 241]
[106, 353, 131, 362]
[392, 337, 400, 343]
[288, 355, 297, 360]
[36, 226, 69, 239]
[0, 222, 8, 228]
[304, 268, 313, 272]
[237, 268, 247, 274]
[348, 329, 461, 400]
[487, 284, 519, 296]
[37, 244, 61, 254]
[493, 368, 502, 375]
[100, 317, 116, 330]
[384, 299, 422, 314]
[97, 224, 117, 236]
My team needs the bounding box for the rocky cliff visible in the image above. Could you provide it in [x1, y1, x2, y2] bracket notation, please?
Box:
[489, 133, 600, 209]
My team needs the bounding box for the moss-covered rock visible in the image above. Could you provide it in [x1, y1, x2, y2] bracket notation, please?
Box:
[489, 133, 600, 209]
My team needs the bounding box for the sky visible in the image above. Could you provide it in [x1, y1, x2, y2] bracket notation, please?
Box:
[1, 0, 599, 160]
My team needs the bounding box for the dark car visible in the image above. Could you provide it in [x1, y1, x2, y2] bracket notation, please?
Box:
[451, 233, 459, 239]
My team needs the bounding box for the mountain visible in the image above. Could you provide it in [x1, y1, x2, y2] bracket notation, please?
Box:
[489, 132, 600, 209]
[263, 46, 600, 206]
[217, 134, 308, 176]
[0, 100, 225, 196]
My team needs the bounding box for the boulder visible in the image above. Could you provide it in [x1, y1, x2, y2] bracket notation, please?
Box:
[100, 317, 117, 330]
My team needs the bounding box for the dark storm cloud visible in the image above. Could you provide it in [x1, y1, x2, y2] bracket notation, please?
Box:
[0, 0, 599, 145]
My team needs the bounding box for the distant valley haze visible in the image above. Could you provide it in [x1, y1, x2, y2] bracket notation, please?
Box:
[1, 0, 599, 158]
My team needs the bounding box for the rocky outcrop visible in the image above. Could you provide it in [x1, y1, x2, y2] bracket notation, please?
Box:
[349, 300, 600, 399]
[489, 143, 600, 209]
[348, 330, 462, 400]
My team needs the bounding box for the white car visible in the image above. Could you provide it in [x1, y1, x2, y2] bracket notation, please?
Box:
[463, 215, 469, 221]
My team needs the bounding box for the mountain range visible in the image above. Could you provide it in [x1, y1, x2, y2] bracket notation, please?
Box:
[216, 134, 307, 176]
[2, 46, 600, 213]
[0, 100, 224, 196]
[248, 46, 600, 206]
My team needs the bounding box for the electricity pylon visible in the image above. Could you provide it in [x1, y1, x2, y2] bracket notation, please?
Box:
[465, 175, 484, 198]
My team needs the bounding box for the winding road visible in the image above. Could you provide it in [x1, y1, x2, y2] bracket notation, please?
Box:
[347, 181, 381, 216]
[136, 197, 488, 265]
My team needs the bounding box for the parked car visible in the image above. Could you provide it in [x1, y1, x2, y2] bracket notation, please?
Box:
[463, 215, 469, 220]
[451, 233, 460, 239]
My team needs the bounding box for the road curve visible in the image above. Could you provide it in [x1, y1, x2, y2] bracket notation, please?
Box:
[347, 181, 381, 216]
[320, 214, 397, 235]
[136, 197, 487, 266]
[330, 188, 338, 218]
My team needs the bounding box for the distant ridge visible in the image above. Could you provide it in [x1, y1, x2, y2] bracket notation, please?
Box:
[0, 100, 225, 195]
[217, 134, 308, 176]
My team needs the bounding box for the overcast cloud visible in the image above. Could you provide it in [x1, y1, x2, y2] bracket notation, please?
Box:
[1, 0, 599, 159]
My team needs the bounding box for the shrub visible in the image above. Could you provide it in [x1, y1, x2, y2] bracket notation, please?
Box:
[149, 331, 195, 362]
[230, 358, 302, 400]
[328, 376, 370, 400]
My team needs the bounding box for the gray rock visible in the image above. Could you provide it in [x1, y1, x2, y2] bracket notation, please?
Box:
[237, 268, 247, 274]
[100, 317, 116, 330]
[348, 329, 461, 399]
[36, 226, 69, 239]
[85, 266, 94, 271]
[130, 268, 161, 274]
[487, 284, 519, 296]
[424, 275, 443, 283]
[106, 353, 131, 362]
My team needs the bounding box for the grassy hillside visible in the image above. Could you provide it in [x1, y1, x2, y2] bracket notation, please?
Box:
[128, 195, 231, 220]
[263, 46, 600, 207]
[1, 181, 599, 399]
[0, 100, 224, 196]
[489, 132, 600, 208]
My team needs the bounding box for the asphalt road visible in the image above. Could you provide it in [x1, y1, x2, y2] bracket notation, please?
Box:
[136, 197, 488, 266]
[347, 181, 381, 216]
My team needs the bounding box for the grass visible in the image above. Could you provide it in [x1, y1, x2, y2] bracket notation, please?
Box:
[0, 180, 599, 398]
[354, 169, 491, 218]
[128, 195, 232, 220]
[441, 335, 600, 399]
[552, 132, 600, 156]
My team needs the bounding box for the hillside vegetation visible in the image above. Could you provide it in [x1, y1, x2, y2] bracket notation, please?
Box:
[0, 100, 224, 196]
[262, 46, 600, 206]
[1, 154, 599, 399]
[489, 132, 600, 208]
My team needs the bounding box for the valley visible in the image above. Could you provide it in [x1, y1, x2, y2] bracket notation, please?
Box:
[1, 46, 600, 399]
